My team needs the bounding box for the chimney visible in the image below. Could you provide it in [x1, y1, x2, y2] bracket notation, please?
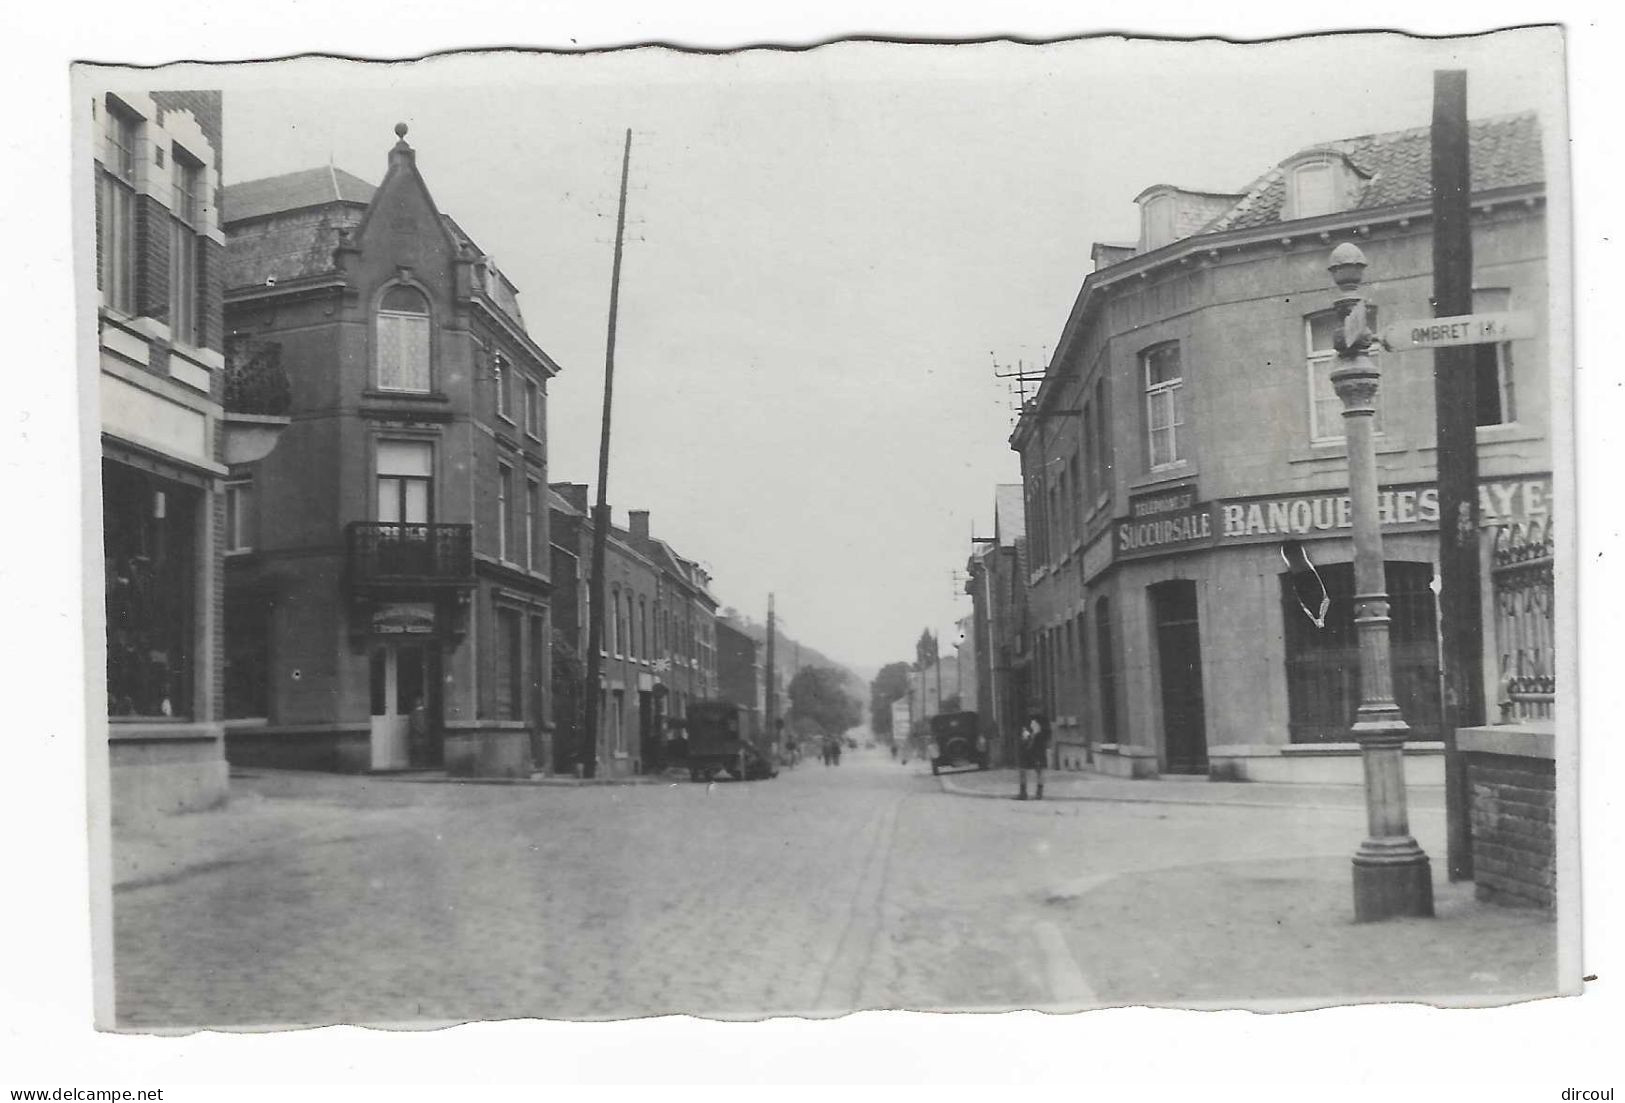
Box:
[629, 510, 651, 541]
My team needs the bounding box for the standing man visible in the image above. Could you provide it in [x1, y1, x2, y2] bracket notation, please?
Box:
[1018, 709, 1050, 801]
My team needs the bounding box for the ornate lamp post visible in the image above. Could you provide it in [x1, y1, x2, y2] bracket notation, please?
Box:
[1329, 242, 1436, 922]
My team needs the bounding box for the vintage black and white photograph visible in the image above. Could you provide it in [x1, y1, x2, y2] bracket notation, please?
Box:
[73, 26, 1577, 1034]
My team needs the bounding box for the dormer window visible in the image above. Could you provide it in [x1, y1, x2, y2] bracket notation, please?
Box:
[1281, 152, 1362, 222]
[1142, 194, 1176, 251]
[1292, 161, 1336, 219]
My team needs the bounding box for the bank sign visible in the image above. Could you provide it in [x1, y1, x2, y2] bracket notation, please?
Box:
[1218, 476, 1550, 542]
[1116, 485, 1216, 560]
[1107, 476, 1550, 564]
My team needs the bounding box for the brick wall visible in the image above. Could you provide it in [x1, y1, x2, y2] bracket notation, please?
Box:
[202, 237, 226, 359]
[136, 193, 172, 330]
[1466, 750, 1556, 908]
[151, 91, 223, 175]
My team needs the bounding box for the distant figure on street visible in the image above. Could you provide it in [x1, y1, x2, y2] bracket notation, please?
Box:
[832, 737, 842, 766]
[889, 742, 897, 760]
[1018, 709, 1051, 801]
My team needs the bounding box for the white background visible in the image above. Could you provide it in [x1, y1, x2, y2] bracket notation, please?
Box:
[3, 1, 1620, 1096]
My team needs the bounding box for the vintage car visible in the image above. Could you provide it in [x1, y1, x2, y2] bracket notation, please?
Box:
[685, 699, 778, 782]
[928, 711, 988, 775]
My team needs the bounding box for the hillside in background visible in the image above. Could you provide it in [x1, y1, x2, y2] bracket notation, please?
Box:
[718, 610, 866, 709]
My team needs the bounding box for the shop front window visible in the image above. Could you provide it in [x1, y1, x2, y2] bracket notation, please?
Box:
[1280, 560, 1440, 742]
[103, 460, 197, 718]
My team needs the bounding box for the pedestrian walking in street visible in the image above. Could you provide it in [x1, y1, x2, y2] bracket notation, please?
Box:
[1018, 710, 1050, 800]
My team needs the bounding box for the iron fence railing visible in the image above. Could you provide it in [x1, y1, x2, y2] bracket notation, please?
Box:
[346, 522, 473, 584]
[1491, 515, 1555, 723]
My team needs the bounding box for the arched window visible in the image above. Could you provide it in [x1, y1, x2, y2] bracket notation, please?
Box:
[377, 285, 431, 393]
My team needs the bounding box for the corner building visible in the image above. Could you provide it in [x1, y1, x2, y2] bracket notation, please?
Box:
[220, 126, 560, 777]
[1013, 113, 1552, 782]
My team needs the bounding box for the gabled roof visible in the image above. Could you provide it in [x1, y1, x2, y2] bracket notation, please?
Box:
[222, 165, 377, 224]
[1204, 112, 1542, 235]
[222, 158, 532, 335]
[993, 484, 1025, 548]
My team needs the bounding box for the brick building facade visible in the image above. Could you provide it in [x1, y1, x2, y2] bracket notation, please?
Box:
[218, 125, 559, 778]
[715, 618, 763, 737]
[964, 484, 1028, 766]
[1011, 113, 1553, 783]
[548, 488, 719, 777]
[91, 87, 251, 820]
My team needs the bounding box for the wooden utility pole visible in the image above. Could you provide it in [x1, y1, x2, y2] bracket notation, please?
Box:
[581, 128, 634, 780]
[1431, 71, 1480, 881]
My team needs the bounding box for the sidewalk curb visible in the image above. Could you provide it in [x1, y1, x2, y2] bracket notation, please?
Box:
[935, 773, 1370, 812]
[377, 773, 684, 788]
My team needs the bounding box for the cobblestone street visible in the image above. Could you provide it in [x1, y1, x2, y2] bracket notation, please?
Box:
[111, 749, 1559, 1029]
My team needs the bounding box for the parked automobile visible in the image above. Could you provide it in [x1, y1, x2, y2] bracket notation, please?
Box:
[928, 711, 987, 775]
[685, 699, 778, 781]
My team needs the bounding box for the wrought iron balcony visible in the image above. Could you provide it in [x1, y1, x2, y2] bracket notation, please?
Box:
[346, 522, 474, 587]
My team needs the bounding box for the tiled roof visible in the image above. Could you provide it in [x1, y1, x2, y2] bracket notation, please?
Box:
[222, 165, 377, 224]
[223, 166, 529, 331]
[1205, 112, 1542, 234]
[224, 205, 364, 288]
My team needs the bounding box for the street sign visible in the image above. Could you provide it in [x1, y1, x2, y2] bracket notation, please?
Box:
[1381, 311, 1534, 351]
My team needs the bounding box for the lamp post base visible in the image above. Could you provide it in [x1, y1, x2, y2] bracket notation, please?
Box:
[1352, 842, 1435, 921]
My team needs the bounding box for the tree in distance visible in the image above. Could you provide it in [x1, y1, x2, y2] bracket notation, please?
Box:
[869, 661, 911, 735]
[788, 664, 862, 737]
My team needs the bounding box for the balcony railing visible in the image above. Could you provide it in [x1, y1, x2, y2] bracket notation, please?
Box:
[347, 522, 474, 586]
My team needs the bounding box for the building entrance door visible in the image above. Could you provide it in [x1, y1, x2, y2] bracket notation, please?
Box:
[1151, 580, 1208, 774]
[369, 640, 442, 770]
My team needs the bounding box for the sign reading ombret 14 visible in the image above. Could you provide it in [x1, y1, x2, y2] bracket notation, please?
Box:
[1381, 311, 1535, 351]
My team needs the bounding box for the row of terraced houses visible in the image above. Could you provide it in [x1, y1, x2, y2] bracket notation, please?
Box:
[92, 89, 760, 821]
[963, 109, 1557, 877]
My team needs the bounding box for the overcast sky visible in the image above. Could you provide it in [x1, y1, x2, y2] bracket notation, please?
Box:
[213, 30, 1563, 672]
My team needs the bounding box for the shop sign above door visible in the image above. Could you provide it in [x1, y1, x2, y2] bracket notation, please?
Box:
[1217, 475, 1550, 543]
[1117, 484, 1216, 560]
[372, 602, 436, 635]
